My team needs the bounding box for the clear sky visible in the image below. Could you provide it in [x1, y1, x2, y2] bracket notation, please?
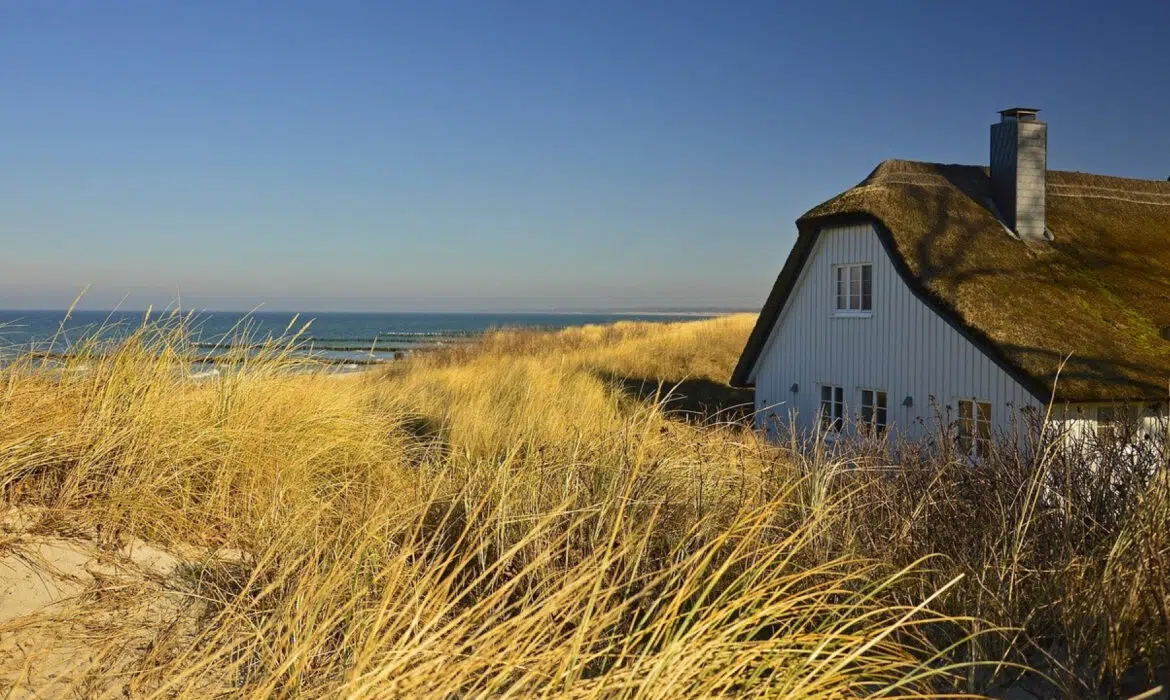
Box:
[3, 1, 1168, 312]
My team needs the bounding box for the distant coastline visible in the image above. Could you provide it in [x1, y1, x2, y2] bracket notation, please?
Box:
[545, 309, 752, 317]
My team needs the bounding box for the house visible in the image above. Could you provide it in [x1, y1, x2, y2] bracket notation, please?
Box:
[731, 108, 1170, 453]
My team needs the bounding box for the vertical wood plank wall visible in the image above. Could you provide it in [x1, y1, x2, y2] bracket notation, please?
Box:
[751, 222, 1042, 440]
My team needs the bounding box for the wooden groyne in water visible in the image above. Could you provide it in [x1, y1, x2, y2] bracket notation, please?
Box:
[15, 350, 407, 367]
[3, 329, 485, 370]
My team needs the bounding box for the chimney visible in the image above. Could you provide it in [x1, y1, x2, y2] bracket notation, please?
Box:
[990, 107, 1048, 242]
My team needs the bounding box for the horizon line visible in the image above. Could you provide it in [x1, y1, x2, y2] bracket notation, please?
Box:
[0, 307, 756, 316]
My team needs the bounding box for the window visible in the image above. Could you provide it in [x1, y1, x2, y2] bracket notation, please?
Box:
[835, 264, 873, 313]
[1097, 405, 1116, 441]
[820, 385, 844, 432]
[1096, 403, 1135, 441]
[860, 389, 888, 435]
[958, 399, 992, 457]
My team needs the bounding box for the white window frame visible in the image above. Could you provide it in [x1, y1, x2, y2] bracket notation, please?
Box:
[820, 384, 845, 433]
[957, 398, 992, 458]
[833, 263, 873, 317]
[859, 388, 888, 435]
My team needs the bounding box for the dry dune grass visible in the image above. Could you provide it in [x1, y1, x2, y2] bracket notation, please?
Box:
[0, 312, 986, 698]
[0, 312, 1165, 697]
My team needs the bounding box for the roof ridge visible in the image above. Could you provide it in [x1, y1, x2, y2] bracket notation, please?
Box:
[1048, 190, 1170, 206]
[1049, 168, 1170, 187]
[877, 159, 1170, 187]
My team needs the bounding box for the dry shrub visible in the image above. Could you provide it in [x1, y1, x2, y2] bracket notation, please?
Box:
[819, 418, 1170, 697]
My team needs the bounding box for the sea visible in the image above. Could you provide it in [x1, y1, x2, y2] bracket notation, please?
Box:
[0, 310, 716, 367]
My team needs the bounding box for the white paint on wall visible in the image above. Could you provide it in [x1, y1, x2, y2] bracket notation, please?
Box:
[1050, 402, 1169, 445]
[749, 222, 1044, 442]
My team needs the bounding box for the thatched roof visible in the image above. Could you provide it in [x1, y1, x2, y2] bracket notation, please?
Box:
[733, 160, 1170, 402]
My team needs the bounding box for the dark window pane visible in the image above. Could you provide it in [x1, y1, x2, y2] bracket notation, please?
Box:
[1097, 407, 1116, 440]
[861, 265, 873, 310]
[958, 400, 973, 453]
[821, 385, 836, 431]
[975, 402, 992, 457]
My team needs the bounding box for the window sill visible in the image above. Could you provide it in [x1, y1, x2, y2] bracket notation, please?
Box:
[831, 311, 873, 319]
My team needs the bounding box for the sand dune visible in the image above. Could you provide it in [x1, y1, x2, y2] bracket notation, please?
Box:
[1, 508, 240, 698]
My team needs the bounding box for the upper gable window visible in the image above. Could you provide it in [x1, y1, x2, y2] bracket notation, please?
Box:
[834, 264, 872, 314]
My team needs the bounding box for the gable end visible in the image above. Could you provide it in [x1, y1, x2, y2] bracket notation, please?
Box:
[732, 214, 1050, 404]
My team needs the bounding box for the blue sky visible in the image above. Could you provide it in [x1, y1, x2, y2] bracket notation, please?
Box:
[3, 1, 1168, 311]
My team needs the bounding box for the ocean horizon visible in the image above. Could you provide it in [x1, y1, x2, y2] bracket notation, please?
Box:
[0, 309, 731, 365]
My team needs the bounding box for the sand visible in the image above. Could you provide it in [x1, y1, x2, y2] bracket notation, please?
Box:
[0, 507, 237, 698]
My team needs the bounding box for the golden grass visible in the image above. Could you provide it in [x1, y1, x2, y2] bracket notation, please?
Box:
[0, 312, 988, 698]
[0, 311, 1164, 697]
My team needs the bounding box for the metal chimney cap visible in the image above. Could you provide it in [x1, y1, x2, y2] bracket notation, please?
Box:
[999, 107, 1041, 121]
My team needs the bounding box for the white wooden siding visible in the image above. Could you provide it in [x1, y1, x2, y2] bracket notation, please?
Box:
[751, 222, 1043, 441]
[1051, 403, 1169, 444]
